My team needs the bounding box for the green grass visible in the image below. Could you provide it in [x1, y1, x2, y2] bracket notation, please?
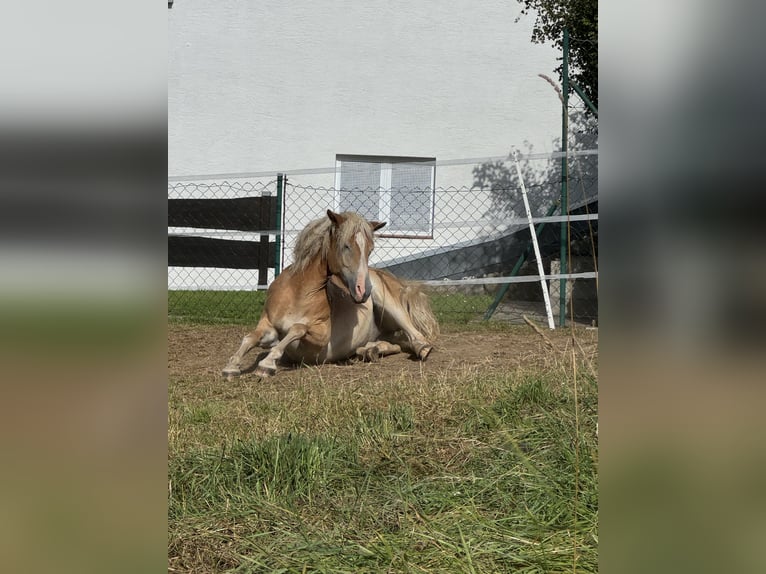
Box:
[169, 290, 268, 325]
[168, 290, 494, 326]
[169, 364, 598, 572]
[429, 292, 494, 325]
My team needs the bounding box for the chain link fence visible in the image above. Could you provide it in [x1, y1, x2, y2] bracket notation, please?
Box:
[168, 178, 281, 322]
[169, 147, 597, 327]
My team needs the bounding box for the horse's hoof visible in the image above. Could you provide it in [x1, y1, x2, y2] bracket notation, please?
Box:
[255, 365, 276, 378]
[222, 366, 241, 380]
[416, 344, 433, 361]
[364, 347, 380, 362]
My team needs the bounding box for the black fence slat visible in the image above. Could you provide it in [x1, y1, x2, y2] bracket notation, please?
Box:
[168, 236, 276, 270]
[168, 196, 278, 232]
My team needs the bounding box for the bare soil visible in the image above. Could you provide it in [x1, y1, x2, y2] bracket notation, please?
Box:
[168, 323, 598, 384]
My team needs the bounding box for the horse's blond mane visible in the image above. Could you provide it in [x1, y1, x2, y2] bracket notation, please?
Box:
[292, 212, 374, 272]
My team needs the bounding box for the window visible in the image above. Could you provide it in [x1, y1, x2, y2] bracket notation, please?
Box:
[335, 154, 435, 238]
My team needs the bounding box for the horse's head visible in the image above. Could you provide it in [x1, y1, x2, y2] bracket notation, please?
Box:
[326, 210, 386, 303]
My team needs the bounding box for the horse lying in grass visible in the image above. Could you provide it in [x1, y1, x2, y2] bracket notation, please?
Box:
[222, 210, 439, 378]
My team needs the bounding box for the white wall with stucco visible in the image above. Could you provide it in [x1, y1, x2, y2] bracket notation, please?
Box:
[169, 0, 562, 181]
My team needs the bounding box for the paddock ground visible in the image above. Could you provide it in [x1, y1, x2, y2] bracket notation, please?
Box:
[168, 322, 598, 385]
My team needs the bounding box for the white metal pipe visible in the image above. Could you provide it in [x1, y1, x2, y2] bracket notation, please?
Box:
[512, 149, 556, 329]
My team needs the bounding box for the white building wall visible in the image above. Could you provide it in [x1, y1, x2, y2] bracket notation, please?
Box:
[169, 0, 562, 179]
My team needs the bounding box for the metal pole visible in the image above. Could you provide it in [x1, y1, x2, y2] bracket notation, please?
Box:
[275, 173, 284, 277]
[483, 201, 559, 321]
[513, 150, 555, 330]
[571, 81, 598, 117]
[559, 28, 570, 327]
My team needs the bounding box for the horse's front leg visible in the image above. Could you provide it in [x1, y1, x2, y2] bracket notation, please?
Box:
[254, 323, 310, 377]
[222, 315, 279, 379]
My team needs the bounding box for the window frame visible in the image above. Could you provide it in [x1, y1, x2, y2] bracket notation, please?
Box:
[334, 154, 436, 239]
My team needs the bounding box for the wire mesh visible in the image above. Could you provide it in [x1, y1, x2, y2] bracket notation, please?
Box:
[168, 178, 280, 322]
[168, 149, 597, 327]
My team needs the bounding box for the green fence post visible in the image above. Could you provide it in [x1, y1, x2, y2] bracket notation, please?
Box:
[275, 173, 284, 277]
[571, 81, 598, 117]
[559, 28, 570, 327]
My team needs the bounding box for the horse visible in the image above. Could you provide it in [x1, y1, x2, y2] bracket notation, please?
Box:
[222, 210, 439, 378]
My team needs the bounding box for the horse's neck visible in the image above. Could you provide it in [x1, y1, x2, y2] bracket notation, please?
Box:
[297, 256, 331, 290]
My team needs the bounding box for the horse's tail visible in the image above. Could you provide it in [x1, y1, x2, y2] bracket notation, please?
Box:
[400, 279, 440, 340]
[374, 268, 439, 340]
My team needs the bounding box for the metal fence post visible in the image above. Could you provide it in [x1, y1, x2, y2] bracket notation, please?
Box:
[275, 173, 284, 277]
[559, 28, 570, 327]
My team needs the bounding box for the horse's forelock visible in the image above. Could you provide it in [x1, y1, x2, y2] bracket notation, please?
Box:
[334, 213, 373, 252]
[292, 212, 374, 271]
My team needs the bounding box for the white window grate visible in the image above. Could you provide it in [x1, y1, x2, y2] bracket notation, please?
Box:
[335, 154, 435, 238]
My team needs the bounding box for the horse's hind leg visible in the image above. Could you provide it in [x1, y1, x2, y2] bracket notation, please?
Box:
[385, 329, 432, 361]
[370, 272, 434, 361]
[222, 316, 278, 379]
[379, 310, 433, 360]
[355, 341, 401, 362]
[371, 294, 433, 360]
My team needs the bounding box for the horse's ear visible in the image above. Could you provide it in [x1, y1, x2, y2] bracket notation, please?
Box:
[370, 221, 386, 232]
[327, 210, 345, 226]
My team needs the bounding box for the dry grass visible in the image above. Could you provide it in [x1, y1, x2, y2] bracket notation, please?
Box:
[169, 323, 598, 573]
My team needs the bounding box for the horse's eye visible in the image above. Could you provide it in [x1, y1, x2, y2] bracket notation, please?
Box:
[343, 244, 351, 252]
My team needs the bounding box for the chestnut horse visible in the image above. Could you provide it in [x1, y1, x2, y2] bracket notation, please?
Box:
[222, 210, 439, 378]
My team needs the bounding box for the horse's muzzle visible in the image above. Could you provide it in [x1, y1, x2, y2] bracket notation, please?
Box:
[348, 274, 372, 304]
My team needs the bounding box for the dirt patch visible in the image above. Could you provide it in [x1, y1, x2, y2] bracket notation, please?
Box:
[169, 322, 598, 385]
